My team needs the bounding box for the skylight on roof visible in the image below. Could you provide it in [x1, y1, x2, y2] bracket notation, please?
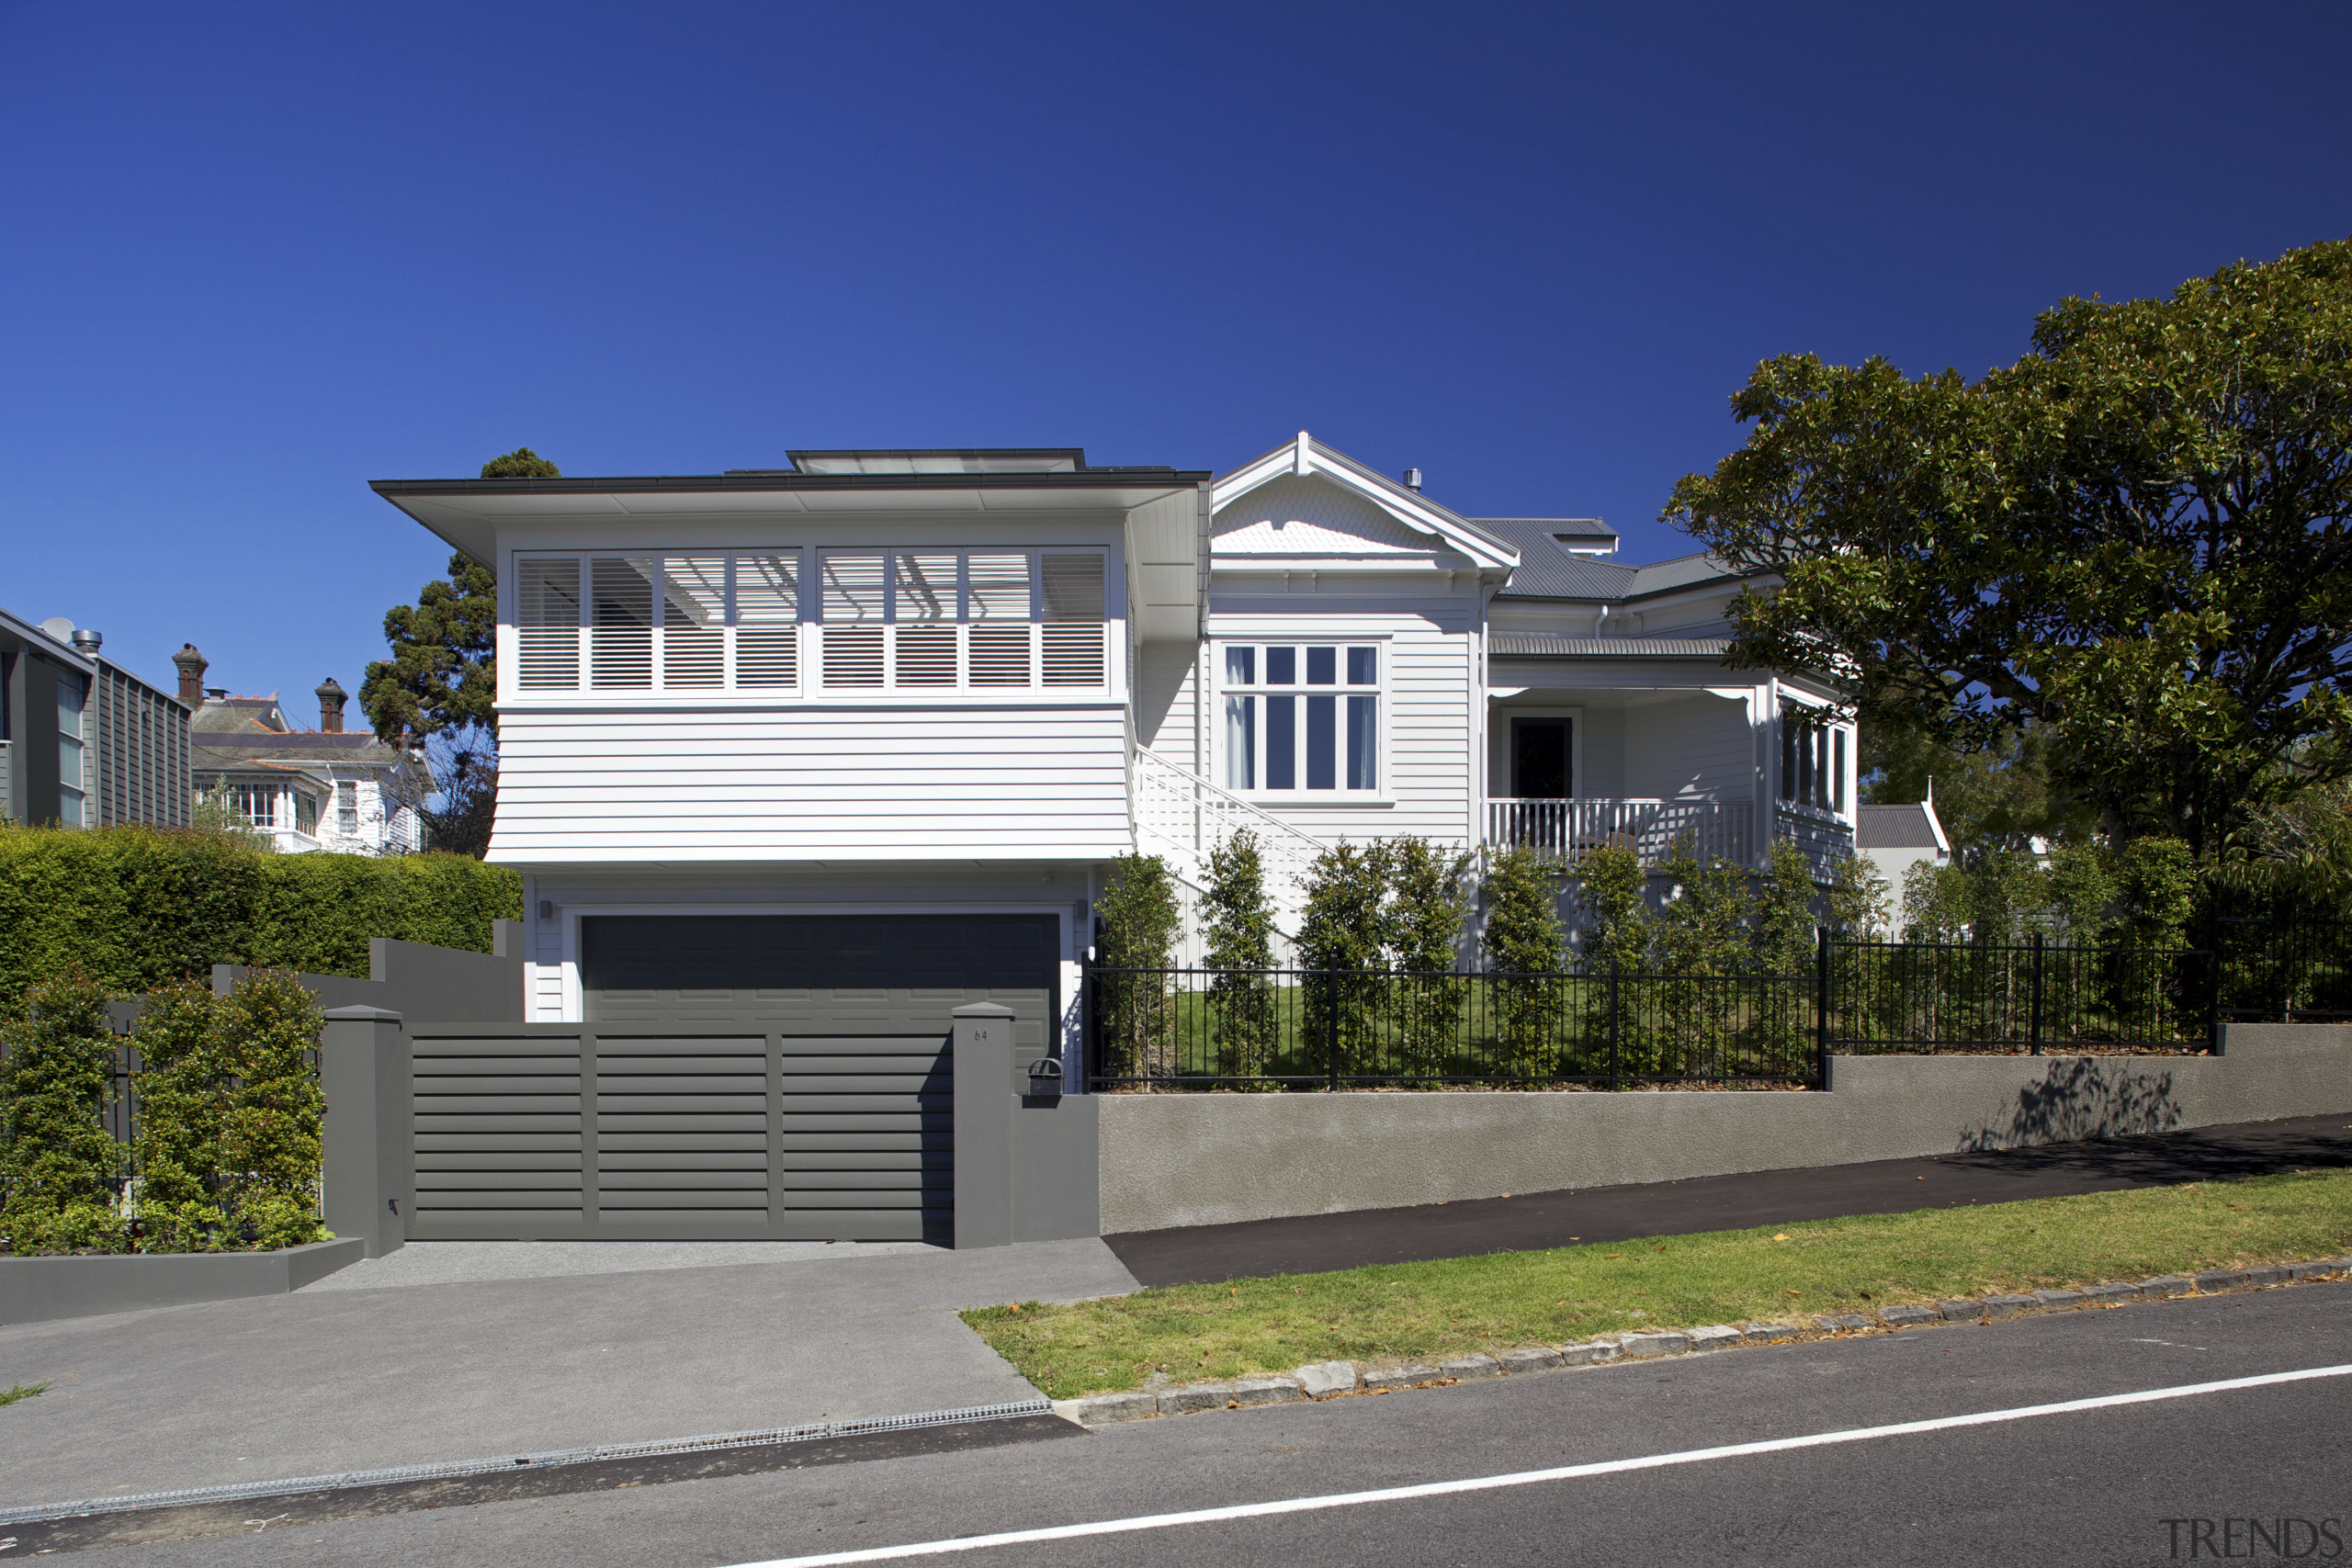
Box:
[786, 449, 1086, 475]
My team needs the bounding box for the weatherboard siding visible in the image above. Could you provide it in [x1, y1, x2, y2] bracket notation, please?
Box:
[490, 705, 1129, 862]
[1623, 695, 1756, 801]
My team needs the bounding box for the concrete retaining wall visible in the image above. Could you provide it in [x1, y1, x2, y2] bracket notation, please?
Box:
[0, 1237, 364, 1325]
[1099, 1023, 2352, 1234]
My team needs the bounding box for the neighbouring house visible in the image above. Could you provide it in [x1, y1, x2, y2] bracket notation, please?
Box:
[1, 605, 191, 829]
[180, 646, 426, 854]
[363, 434, 1857, 1242]
[1857, 791, 1953, 931]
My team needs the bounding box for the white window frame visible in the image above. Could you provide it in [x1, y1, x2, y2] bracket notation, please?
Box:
[1778, 698, 1851, 818]
[504, 547, 1114, 703]
[1215, 637, 1390, 802]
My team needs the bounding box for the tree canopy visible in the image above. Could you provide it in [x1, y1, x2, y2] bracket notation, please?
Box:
[480, 446, 560, 479]
[358, 550, 497, 741]
[1667, 239, 2352, 857]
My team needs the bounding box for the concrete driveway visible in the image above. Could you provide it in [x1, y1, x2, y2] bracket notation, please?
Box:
[0, 1237, 1138, 1510]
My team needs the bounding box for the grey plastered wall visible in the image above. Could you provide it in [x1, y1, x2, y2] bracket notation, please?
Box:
[211, 922, 526, 1023]
[0, 1238, 364, 1325]
[952, 1003, 1101, 1248]
[320, 1007, 409, 1258]
[1099, 1025, 2352, 1233]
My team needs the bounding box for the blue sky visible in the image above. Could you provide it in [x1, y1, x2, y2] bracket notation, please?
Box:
[4, 2, 2347, 723]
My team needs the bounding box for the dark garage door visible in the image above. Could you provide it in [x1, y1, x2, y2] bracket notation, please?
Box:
[407, 914, 1056, 1242]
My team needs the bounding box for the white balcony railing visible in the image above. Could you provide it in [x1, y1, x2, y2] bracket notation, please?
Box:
[1485, 796, 1757, 868]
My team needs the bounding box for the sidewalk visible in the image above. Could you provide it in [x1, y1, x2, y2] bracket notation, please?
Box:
[0, 1237, 1138, 1509]
[1105, 1112, 2352, 1287]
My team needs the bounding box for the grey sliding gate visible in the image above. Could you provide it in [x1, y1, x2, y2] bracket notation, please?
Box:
[407, 913, 1057, 1242]
[407, 1025, 962, 1241]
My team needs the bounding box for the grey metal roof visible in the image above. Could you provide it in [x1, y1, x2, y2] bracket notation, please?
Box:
[1625, 552, 1745, 597]
[1488, 634, 1732, 659]
[1474, 521, 1640, 597]
[1856, 803, 1944, 851]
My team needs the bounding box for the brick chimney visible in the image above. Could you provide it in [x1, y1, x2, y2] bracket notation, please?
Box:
[173, 644, 209, 707]
[316, 677, 348, 733]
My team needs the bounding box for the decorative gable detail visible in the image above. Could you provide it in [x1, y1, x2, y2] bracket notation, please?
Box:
[1212, 431, 1519, 573]
[1212, 474, 1436, 558]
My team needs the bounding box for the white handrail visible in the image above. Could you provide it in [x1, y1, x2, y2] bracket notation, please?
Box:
[1128, 748, 1328, 910]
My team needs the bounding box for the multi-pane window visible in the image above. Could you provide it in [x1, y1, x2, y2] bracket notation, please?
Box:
[1781, 711, 1846, 812]
[337, 781, 359, 835]
[55, 673, 87, 829]
[1221, 643, 1380, 794]
[515, 553, 802, 693]
[222, 782, 277, 828]
[816, 548, 1105, 692]
[294, 791, 320, 837]
[513, 548, 1105, 694]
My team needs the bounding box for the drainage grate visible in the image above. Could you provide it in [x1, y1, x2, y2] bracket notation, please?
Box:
[0, 1397, 1053, 1527]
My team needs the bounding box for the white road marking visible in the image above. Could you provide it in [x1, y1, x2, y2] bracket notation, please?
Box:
[720, 1363, 2352, 1568]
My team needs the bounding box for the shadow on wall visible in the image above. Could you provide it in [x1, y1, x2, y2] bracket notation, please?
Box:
[1958, 1057, 2183, 1153]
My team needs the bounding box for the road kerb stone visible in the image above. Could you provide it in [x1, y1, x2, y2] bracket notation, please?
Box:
[2030, 1289, 2086, 1309]
[1158, 1381, 1235, 1415]
[1295, 1360, 1358, 1399]
[1742, 1323, 1798, 1343]
[1362, 1363, 1444, 1393]
[1688, 1325, 1741, 1351]
[1559, 1339, 1620, 1366]
[1938, 1299, 1984, 1321]
[2194, 1269, 2253, 1292]
[1228, 1376, 1304, 1407]
[2140, 1275, 2195, 1298]
[1439, 1354, 1500, 1380]
[1057, 1391, 1158, 1425]
[1815, 1313, 1875, 1333]
[2288, 1261, 2344, 1280]
[1877, 1304, 1941, 1327]
[1976, 1293, 2040, 1318]
[2079, 1282, 2141, 1304]
[1617, 1330, 1690, 1358]
[1498, 1346, 1563, 1374]
[2243, 1266, 2290, 1287]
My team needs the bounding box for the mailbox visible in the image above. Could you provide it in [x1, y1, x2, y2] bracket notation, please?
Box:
[1024, 1056, 1064, 1097]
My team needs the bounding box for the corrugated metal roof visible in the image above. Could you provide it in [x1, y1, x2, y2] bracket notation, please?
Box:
[1625, 552, 1743, 595]
[1475, 520, 1640, 597]
[1488, 634, 1732, 658]
[1856, 803, 1943, 851]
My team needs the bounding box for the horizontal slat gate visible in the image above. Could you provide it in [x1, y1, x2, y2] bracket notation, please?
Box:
[407, 1028, 956, 1241]
[407, 913, 1057, 1242]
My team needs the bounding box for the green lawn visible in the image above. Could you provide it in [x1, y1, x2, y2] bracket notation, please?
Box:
[965, 1170, 2352, 1400]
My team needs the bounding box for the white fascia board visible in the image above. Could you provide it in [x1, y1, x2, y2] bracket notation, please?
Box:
[1213, 434, 1520, 572]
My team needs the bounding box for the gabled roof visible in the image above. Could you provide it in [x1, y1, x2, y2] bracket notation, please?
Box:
[1471, 521, 1641, 597]
[1856, 802, 1951, 854]
[1211, 433, 1519, 572]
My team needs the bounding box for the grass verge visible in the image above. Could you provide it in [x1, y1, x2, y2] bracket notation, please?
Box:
[965, 1170, 2352, 1399]
[1, 1382, 47, 1408]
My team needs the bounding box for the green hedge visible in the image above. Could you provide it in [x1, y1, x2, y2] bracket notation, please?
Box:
[0, 825, 522, 998]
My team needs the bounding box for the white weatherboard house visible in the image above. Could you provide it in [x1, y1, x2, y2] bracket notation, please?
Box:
[371, 435, 1857, 1048]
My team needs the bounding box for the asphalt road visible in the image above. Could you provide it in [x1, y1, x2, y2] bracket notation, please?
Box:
[41, 1279, 2352, 1566]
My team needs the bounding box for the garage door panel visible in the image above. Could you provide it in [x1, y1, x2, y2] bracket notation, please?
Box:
[417, 1171, 583, 1191]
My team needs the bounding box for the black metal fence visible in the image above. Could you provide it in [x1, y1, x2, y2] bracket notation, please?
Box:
[1081, 927, 2296, 1091]
[2213, 916, 2352, 1023]
[1085, 965, 1819, 1090]
[1824, 935, 2212, 1056]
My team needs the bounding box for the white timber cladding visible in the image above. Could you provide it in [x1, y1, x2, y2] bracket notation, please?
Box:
[490, 707, 1129, 863]
[1622, 694, 1758, 801]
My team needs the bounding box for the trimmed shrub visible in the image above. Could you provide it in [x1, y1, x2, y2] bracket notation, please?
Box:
[130, 972, 327, 1253]
[1481, 846, 1566, 1077]
[1096, 852, 1182, 1078]
[0, 969, 124, 1254]
[1202, 831, 1278, 1082]
[0, 824, 521, 998]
